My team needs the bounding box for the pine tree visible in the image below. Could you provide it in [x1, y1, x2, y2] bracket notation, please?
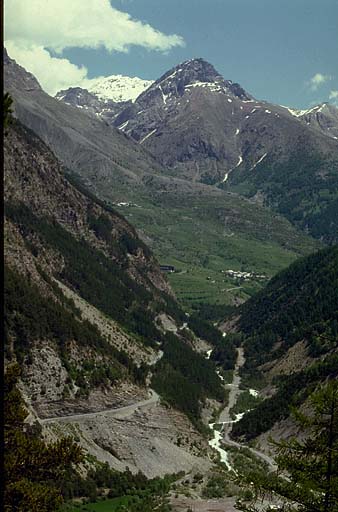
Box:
[240, 380, 338, 512]
[4, 364, 83, 511]
[3, 92, 13, 131]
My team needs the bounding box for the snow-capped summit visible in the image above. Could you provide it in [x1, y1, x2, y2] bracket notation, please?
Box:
[88, 74, 153, 103]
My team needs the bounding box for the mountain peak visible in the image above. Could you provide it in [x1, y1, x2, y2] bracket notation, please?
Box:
[4, 47, 42, 93]
[137, 57, 251, 103]
[153, 57, 224, 92]
[88, 74, 154, 103]
[163, 58, 224, 84]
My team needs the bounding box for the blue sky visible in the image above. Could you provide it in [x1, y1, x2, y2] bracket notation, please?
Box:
[5, 0, 338, 108]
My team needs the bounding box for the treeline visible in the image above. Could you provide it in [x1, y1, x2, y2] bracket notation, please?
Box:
[60, 463, 177, 510]
[5, 200, 230, 424]
[5, 229, 224, 425]
[190, 302, 237, 323]
[239, 245, 338, 368]
[209, 333, 242, 370]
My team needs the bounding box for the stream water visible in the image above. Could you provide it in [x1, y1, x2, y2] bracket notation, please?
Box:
[206, 347, 258, 472]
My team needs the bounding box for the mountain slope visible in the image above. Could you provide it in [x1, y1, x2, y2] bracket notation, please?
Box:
[4, 49, 322, 310]
[109, 58, 338, 242]
[114, 58, 253, 183]
[4, 117, 228, 476]
[53, 57, 338, 242]
[55, 86, 126, 123]
[4, 118, 172, 403]
[3, 48, 184, 198]
[230, 245, 338, 442]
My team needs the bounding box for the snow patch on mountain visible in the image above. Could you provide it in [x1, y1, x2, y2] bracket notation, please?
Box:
[236, 155, 243, 168]
[139, 129, 157, 144]
[158, 85, 169, 104]
[282, 104, 329, 118]
[119, 120, 129, 131]
[185, 81, 229, 94]
[89, 75, 153, 102]
[250, 153, 267, 171]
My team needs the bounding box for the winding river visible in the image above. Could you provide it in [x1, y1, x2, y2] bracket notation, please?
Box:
[207, 347, 276, 472]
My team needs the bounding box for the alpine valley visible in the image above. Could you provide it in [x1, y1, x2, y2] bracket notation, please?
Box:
[4, 47, 338, 512]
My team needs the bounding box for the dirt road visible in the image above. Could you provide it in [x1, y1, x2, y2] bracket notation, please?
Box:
[40, 389, 160, 424]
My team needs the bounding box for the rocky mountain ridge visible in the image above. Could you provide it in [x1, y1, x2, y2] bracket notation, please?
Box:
[111, 58, 338, 242]
[295, 102, 338, 139]
[53, 57, 338, 243]
[55, 86, 126, 123]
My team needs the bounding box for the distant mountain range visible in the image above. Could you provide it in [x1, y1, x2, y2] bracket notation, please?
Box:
[54, 57, 338, 243]
[55, 74, 153, 122]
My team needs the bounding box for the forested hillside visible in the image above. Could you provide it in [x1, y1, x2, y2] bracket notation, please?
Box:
[228, 150, 338, 243]
[4, 118, 224, 426]
[240, 245, 338, 366]
[232, 245, 338, 441]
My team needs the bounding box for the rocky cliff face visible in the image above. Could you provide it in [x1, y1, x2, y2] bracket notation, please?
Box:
[113, 58, 255, 182]
[4, 121, 172, 297]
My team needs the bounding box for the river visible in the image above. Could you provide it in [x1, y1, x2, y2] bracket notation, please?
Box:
[207, 347, 276, 472]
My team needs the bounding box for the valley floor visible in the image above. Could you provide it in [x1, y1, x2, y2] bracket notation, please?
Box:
[37, 344, 276, 510]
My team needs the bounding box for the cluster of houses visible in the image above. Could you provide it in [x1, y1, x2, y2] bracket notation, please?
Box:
[113, 201, 140, 207]
[222, 269, 266, 280]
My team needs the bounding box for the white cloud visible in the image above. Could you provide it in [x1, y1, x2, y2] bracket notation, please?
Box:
[329, 90, 338, 106]
[5, 42, 103, 95]
[308, 73, 331, 91]
[4, 0, 184, 94]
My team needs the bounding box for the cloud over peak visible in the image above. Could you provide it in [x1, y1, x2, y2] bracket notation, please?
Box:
[308, 73, 331, 91]
[4, 0, 185, 94]
[329, 90, 338, 106]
